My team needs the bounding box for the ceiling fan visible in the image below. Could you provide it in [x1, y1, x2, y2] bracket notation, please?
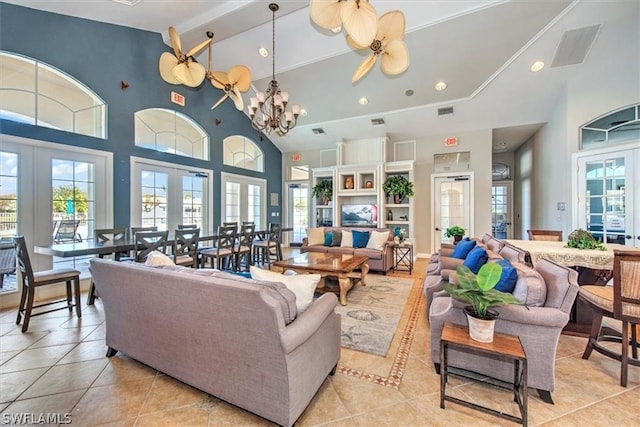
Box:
[158, 26, 211, 87]
[310, 0, 378, 48]
[349, 10, 409, 83]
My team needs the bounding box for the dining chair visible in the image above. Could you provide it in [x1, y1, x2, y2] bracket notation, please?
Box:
[234, 224, 255, 272]
[178, 224, 198, 229]
[200, 225, 236, 270]
[173, 228, 200, 268]
[129, 226, 157, 238]
[527, 229, 563, 241]
[13, 236, 81, 332]
[0, 241, 16, 289]
[132, 230, 169, 263]
[86, 227, 128, 305]
[578, 249, 640, 386]
[253, 223, 282, 269]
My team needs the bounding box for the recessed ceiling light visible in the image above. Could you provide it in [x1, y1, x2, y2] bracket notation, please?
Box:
[435, 81, 447, 91]
[258, 47, 269, 57]
[300, 109, 308, 117]
[358, 97, 369, 106]
[405, 89, 414, 96]
[530, 61, 545, 72]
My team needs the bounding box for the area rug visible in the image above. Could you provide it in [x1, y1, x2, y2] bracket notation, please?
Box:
[332, 275, 414, 357]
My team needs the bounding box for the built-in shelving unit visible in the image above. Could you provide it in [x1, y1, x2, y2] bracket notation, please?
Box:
[311, 167, 335, 227]
[380, 161, 415, 243]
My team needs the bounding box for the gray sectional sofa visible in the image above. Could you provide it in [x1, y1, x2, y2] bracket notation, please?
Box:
[300, 226, 394, 273]
[424, 234, 580, 403]
[90, 258, 341, 427]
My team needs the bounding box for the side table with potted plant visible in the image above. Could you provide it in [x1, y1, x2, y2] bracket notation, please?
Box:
[445, 226, 466, 244]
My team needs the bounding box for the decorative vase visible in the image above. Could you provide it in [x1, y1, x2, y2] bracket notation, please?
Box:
[323, 197, 330, 205]
[387, 209, 393, 221]
[394, 194, 403, 204]
[454, 235, 463, 244]
[464, 306, 498, 343]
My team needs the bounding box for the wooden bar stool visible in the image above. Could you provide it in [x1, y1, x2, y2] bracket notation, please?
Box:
[14, 236, 81, 333]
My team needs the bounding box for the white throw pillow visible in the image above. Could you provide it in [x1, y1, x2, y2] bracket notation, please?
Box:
[340, 230, 353, 247]
[366, 230, 389, 251]
[145, 250, 174, 266]
[306, 227, 325, 246]
[250, 266, 320, 315]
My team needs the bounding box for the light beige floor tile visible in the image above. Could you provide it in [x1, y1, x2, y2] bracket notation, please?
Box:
[70, 378, 155, 425]
[82, 323, 106, 341]
[140, 374, 206, 414]
[57, 339, 110, 365]
[1, 390, 84, 427]
[21, 358, 109, 399]
[195, 395, 274, 426]
[0, 331, 48, 352]
[351, 401, 425, 426]
[136, 405, 210, 426]
[0, 367, 48, 403]
[93, 355, 157, 386]
[0, 344, 75, 373]
[295, 378, 350, 426]
[28, 325, 98, 349]
[0, 350, 19, 366]
[330, 373, 406, 416]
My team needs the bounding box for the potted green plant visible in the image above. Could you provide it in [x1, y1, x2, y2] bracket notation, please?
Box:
[382, 175, 415, 204]
[566, 228, 606, 250]
[443, 263, 524, 342]
[311, 180, 333, 205]
[445, 226, 466, 243]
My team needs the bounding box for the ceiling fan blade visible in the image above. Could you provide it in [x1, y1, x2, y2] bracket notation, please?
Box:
[159, 52, 181, 84]
[309, 0, 343, 30]
[209, 71, 229, 90]
[168, 26, 182, 55]
[341, 0, 378, 47]
[231, 86, 244, 111]
[185, 38, 212, 58]
[173, 62, 206, 87]
[228, 65, 252, 92]
[211, 93, 229, 110]
[352, 54, 377, 83]
[345, 34, 368, 51]
[380, 40, 409, 76]
[377, 10, 406, 43]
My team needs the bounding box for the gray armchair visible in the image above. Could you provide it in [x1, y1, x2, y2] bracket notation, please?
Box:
[429, 258, 579, 403]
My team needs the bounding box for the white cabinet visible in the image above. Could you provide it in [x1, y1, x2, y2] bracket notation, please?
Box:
[381, 161, 415, 243]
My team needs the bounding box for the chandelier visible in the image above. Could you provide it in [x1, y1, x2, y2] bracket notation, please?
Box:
[249, 3, 300, 135]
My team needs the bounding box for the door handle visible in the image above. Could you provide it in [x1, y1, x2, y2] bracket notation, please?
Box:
[435, 227, 441, 231]
[625, 235, 632, 239]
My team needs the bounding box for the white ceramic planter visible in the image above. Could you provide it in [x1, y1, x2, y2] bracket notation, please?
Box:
[464, 307, 498, 343]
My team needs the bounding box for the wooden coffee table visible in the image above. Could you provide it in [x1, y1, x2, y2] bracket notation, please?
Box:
[273, 252, 369, 305]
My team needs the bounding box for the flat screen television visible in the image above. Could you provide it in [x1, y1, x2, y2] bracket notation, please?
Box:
[341, 204, 378, 227]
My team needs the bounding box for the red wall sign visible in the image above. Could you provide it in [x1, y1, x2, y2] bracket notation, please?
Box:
[445, 137, 458, 146]
[171, 91, 185, 107]
[292, 153, 302, 162]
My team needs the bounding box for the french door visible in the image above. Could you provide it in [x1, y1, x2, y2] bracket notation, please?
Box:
[286, 182, 309, 246]
[491, 182, 513, 239]
[431, 172, 474, 252]
[220, 172, 266, 229]
[576, 145, 639, 247]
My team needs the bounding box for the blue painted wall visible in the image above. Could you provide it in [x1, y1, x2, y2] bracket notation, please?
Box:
[0, 2, 283, 227]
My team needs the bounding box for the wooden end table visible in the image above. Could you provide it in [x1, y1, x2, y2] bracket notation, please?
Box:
[273, 252, 368, 305]
[440, 323, 528, 426]
[391, 242, 413, 274]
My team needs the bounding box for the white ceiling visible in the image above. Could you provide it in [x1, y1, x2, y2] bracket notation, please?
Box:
[5, 0, 637, 153]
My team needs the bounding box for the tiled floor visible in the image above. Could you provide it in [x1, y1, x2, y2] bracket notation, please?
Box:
[1, 256, 639, 426]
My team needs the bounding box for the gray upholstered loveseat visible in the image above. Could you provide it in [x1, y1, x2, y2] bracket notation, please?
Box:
[90, 258, 341, 427]
[428, 257, 579, 403]
[300, 226, 394, 273]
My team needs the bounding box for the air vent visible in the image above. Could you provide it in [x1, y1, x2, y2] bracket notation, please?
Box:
[438, 106, 454, 116]
[551, 24, 601, 68]
[111, 0, 143, 5]
[371, 118, 386, 127]
[312, 128, 325, 135]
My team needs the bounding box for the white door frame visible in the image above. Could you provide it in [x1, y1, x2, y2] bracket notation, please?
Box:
[430, 172, 475, 253]
[492, 181, 514, 239]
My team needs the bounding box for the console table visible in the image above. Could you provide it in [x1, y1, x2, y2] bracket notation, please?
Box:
[440, 323, 528, 426]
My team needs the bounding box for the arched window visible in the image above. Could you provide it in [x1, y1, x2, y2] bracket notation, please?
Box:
[0, 51, 106, 138]
[223, 135, 264, 172]
[581, 104, 640, 150]
[134, 108, 209, 161]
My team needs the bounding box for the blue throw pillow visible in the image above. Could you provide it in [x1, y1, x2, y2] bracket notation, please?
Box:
[494, 259, 518, 293]
[228, 271, 252, 279]
[463, 246, 488, 274]
[324, 232, 333, 246]
[451, 238, 476, 259]
[352, 230, 370, 248]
